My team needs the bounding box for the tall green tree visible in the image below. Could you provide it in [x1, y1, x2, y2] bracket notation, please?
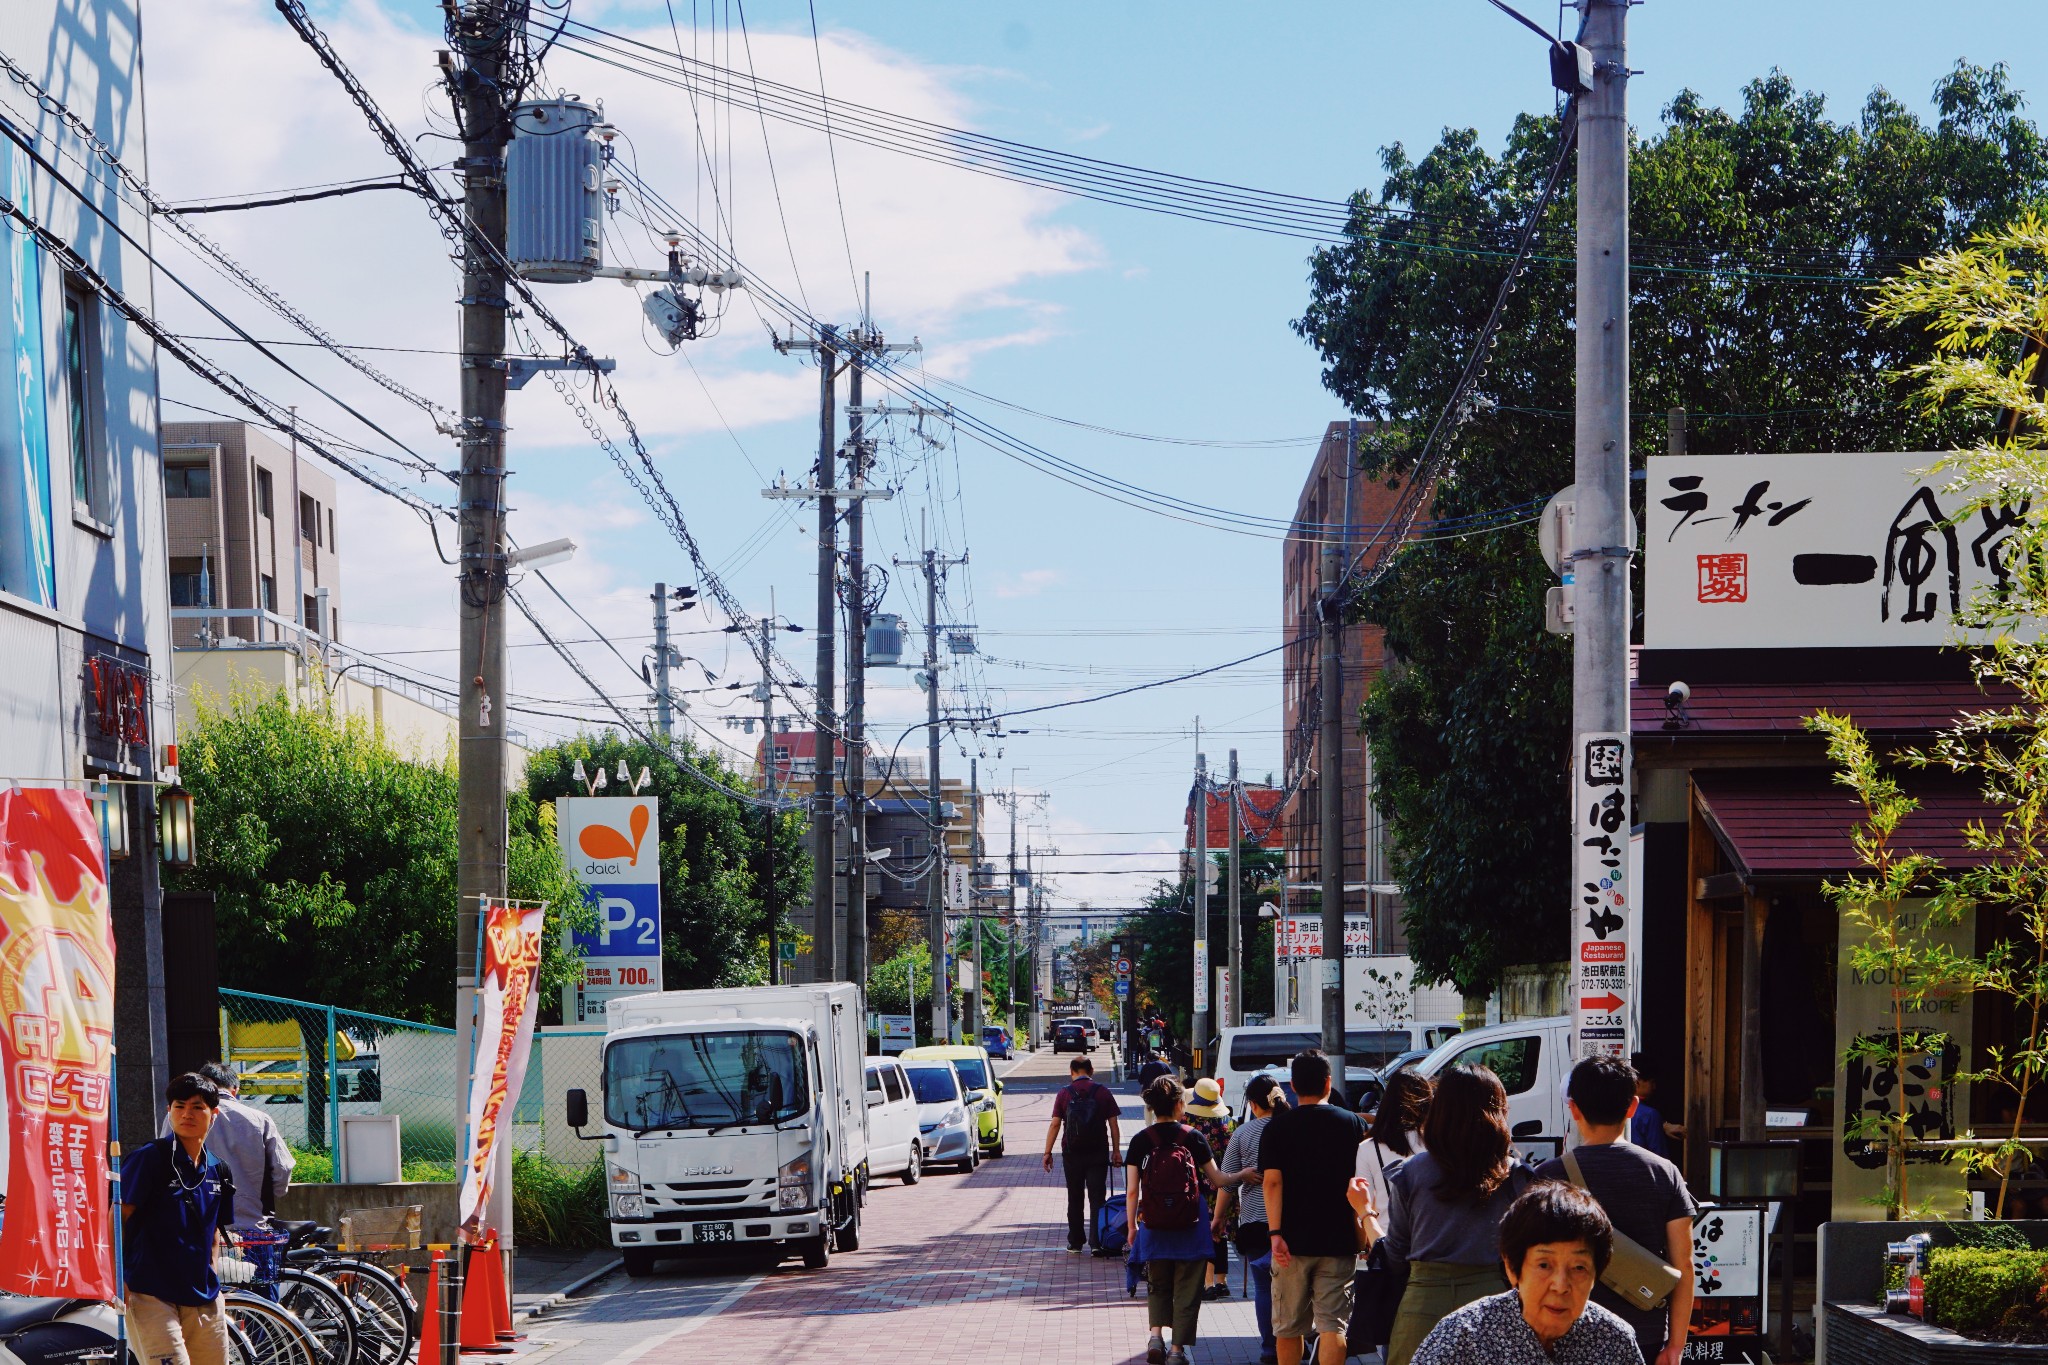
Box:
[524, 731, 808, 990]
[169, 689, 582, 1024]
[1123, 843, 1281, 1041]
[1296, 64, 2048, 995]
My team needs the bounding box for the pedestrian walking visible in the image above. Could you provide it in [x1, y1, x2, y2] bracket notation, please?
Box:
[1044, 1056, 1124, 1254]
[163, 1062, 295, 1233]
[1138, 1050, 1174, 1091]
[122, 1073, 238, 1365]
[1185, 1078, 1235, 1300]
[1215, 1074, 1289, 1364]
[1627, 1053, 1684, 1158]
[1356, 1069, 1431, 1222]
[1261, 1050, 1373, 1365]
[1127, 1074, 1231, 1365]
[1382, 1065, 1533, 1365]
[1410, 1182, 1644, 1365]
[1535, 1056, 1696, 1365]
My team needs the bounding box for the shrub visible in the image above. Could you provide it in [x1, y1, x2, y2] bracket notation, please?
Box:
[1925, 1247, 2048, 1334]
[511, 1150, 608, 1249]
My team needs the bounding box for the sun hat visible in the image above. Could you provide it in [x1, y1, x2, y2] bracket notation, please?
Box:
[1185, 1076, 1232, 1120]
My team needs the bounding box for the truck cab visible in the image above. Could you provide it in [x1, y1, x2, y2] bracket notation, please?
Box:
[569, 984, 867, 1275]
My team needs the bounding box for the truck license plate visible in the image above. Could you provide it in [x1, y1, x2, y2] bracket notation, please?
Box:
[692, 1222, 735, 1244]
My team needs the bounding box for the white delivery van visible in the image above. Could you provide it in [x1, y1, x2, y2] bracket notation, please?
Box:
[1212, 1023, 1462, 1109]
[863, 1056, 925, 1184]
[1412, 1014, 1573, 1159]
[566, 983, 869, 1276]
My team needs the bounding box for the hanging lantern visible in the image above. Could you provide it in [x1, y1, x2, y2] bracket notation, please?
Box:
[158, 782, 196, 868]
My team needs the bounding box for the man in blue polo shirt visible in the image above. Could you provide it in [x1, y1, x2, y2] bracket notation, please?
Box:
[122, 1074, 237, 1365]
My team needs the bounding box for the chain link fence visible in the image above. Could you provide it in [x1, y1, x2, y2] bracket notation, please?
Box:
[219, 990, 606, 1173]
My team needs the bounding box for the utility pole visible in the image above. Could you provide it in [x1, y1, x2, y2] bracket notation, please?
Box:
[843, 339, 868, 995]
[1008, 793, 1018, 1032]
[651, 582, 675, 741]
[1227, 749, 1242, 1030]
[1192, 747, 1209, 1068]
[1318, 504, 1347, 1087]
[1568, 0, 1635, 1074]
[759, 606, 781, 985]
[968, 758, 982, 1040]
[450, 3, 514, 1253]
[894, 546, 967, 1042]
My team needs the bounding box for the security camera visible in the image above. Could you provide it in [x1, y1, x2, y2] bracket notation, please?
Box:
[1665, 680, 1690, 707]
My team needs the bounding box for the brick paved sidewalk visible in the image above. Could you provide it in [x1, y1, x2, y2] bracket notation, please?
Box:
[526, 1045, 1271, 1365]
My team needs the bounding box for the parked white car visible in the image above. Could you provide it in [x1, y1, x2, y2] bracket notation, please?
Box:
[863, 1057, 925, 1184]
[1412, 1015, 1572, 1159]
[902, 1060, 978, 1173]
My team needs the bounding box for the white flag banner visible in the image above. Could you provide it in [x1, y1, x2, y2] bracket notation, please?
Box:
[459, 899, 546, 1232]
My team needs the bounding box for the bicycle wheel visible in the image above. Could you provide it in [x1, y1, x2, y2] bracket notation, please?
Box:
[227, 1318, 262, 1365]
[320, 1259, 416, 1365]
[225, 1291, 321, 1365]
[277, 1267, 360, 1365]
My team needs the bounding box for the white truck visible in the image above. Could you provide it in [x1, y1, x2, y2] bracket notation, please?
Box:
[566, 983, 869, 1275]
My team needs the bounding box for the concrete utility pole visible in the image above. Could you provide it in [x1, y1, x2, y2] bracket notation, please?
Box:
[1318, 504, 1347, 1086]
[1226, 749, 1242, 1030]
[894, 546, 967, 1041]
[759, 605, 782, 984]
[844, 342, 868, 994]
[968, 758, 982, 1040]
[1567, 0, 1635, 1070]
[1192, 748, 1209, 1067]
[651, 582, 675, 741]
[811, 326, 839, 982]
[451, 1, 513, 1252]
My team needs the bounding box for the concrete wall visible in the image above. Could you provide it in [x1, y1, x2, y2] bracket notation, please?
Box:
[274, 1181, 460, 1249]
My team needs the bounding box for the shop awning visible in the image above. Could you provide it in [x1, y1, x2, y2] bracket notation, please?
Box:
[1630, 677, 2011, 737]
[1691, 768, 1995, 881]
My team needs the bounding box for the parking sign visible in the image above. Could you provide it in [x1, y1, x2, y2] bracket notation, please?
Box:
[558, 797, 664, 1021]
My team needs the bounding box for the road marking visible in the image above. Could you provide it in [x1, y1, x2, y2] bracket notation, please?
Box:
[594, 1274, 762, 1365]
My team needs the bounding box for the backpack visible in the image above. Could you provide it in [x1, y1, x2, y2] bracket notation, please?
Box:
[1063, 1084, 1111, 1155]
[1139, 1125, 1203, 1230]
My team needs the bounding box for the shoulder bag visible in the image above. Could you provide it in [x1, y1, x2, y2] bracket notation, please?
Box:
[1559, 1148, 1683, 1312]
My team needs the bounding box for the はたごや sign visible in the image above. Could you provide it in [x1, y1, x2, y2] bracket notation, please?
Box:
[1645, 451, 2034, 649]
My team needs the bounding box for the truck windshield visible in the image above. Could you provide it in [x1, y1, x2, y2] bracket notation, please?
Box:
[604, 1030, 809, 1130]
[905, 1067, 958, 1104]
[951, 1058, 990, 1091]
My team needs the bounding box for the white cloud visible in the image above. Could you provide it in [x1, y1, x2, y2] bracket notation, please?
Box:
[139, 0, 1098, 726]
[993, 567, 1062, 600]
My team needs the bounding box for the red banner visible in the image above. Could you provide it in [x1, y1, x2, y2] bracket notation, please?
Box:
[458, 900, 545, 1233]
[0, 789, 116, 1298]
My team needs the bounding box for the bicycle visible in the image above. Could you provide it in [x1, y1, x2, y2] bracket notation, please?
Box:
[221, 1228, 359, 1365]
[274, 1220, 418, 1365]
[223, 1291, 322, 1365]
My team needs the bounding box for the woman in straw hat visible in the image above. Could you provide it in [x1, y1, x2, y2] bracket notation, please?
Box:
[1185, 1077, 1235, 1300]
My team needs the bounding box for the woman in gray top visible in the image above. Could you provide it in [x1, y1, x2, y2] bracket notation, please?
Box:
[1214, 1074, 1287, 1365]
[1382, 1065, 1532, 1365]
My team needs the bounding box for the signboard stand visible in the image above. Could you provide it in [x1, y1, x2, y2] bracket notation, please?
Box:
[557, 798, 664, 1023]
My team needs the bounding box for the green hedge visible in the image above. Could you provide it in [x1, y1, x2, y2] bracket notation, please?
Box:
[1925, 1247, 2048, 1334]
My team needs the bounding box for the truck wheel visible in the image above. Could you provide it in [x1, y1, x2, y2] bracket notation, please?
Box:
[801, 1233, 829, 1270]
[902, 1142, 923, 1185]
[836, 1199, 861, 1253]
[622, 1249, 657, 1278]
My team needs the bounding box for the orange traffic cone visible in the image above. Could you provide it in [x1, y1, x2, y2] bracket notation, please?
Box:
[474, 1241, 523, 1342]
[413, 1261, 441, 1365]
[459, 1244, 516, 1354]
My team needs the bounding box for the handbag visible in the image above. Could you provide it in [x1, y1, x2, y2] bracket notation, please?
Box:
[1346, 1239, 1409, 1355]
[1559, 1148, 1683, 1312]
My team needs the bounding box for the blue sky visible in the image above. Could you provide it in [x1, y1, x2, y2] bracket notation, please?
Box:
[141, 1, 2048, 905]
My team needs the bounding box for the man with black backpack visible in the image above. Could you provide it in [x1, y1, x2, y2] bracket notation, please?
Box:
[1045, 1056, 1125, 1254]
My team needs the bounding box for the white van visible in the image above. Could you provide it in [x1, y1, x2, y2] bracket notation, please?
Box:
[1212, 1023, 1462, 1109]
[863, 1058, 925, 1184]
[1411, 1015, 1573, 1158]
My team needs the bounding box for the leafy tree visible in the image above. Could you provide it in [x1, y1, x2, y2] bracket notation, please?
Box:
[524, 731, 808, 990]
[169, 688, 582, 1024]
[1122, 843, 1282, 1043]
[1296, 64, 2048, 994]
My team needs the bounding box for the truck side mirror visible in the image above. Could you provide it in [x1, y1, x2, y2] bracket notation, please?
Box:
[994, 1081, 1004, 1094]
[566, 1088, 589, 1130]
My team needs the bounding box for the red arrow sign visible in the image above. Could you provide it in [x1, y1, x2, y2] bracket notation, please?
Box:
[1580, 993, 1624, 1013]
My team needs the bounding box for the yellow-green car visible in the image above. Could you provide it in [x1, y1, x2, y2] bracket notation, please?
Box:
[900, 1044, 1005, 1156]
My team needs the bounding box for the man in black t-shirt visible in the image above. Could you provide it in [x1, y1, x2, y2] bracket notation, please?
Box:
[1044, 1057, 1124, 1253]
[1536, 1056, 1698, 1365]
[1260, 1051, 1370, 1365]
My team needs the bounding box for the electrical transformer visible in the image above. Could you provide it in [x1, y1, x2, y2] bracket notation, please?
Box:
[506, 98, 604, 283]
[865, 613, 905, 668]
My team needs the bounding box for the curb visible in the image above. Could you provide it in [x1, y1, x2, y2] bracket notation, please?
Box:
[512, 1257, 623, 1324]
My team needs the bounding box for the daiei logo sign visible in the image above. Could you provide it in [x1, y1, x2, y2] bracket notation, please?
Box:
[558, 797, 664, 1020]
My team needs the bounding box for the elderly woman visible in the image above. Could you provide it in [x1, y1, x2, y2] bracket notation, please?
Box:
[1411, 1182, 1644, 1365]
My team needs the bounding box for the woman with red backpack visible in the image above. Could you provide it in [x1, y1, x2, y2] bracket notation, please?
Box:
[1127, 1074, 1232, 1365]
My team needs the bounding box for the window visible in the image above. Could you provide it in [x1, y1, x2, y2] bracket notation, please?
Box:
[62, 284, 102, 513]
[905, 1066, 959, 1105]
[256, 468, 273, 519]
[602, 1030, 808, 1130]
[1448, 1034, 1542, 1096]
[300, 492, 318, 544]
[883, 1067, 906, 1104]
[303, 594, 318, 631]
[168, 558, 214, 607]
[327, 508, 335, 553]
[164, 462, 212, 498]
[865, 1068, 884, 1099]
[258, 575, 276, 612]
[0, 140, 53, 607]
[330, 606, 340, 642]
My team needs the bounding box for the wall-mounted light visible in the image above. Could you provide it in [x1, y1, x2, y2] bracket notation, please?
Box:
[93, 782, 129, 861]
[157, 760, 196, 870]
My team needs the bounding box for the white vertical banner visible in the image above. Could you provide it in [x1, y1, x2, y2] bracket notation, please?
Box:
[1572, 732, 1632, 1061]
[1193, 938, 1209, 1013]
[1214, 968, 1232, 1029]
[460, 899, 546, 1232]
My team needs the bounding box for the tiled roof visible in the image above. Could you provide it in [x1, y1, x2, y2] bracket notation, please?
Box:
[1630, 678, 2014, 737]
[1185, 786, 1286, 849]
[1692, 769, 1994, 879]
